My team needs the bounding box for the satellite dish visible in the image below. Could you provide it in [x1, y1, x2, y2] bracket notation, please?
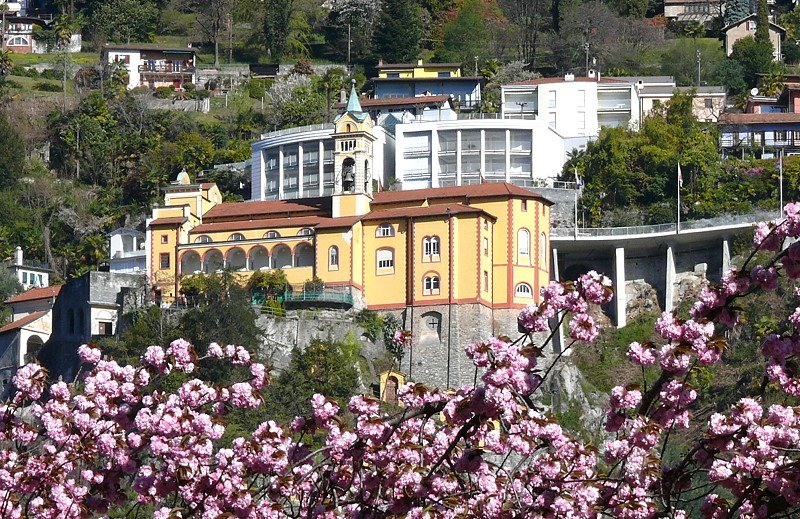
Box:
[750, 87, 760, 96]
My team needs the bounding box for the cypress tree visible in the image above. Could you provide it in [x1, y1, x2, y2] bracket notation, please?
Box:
[755, 0, 770, 42]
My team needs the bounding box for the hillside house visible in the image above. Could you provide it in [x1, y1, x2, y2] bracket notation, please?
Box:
[724, 14, 785, 61]
[373, 60, 482, 111]
[102, 43, 197, 90]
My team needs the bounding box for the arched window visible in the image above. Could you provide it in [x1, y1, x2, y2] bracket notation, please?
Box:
[264, 230, 280, 239]
[329, 246, 339, 270]
[540, 232, 547, 266]
[376, 223, 395, 238]
[516, 283, 533, 298]
[228, 233, 245, 241]
[8, 36, 29, 46]
[194, 235, 211, 243]
[423, 236, 441, 260]
[297, 228, 314, 236]
[376, 248, 394, 272]
[423, 275, 441, 295]
[518, 229, 530, 265]
[67, 309, 75, 334]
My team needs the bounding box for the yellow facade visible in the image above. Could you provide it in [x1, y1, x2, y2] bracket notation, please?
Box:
[147, 181, 552, 311]
[377, 61, 463, 79]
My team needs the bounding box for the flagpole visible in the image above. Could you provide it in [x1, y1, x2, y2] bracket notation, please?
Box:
[677, 162, 681, 234]
[780, 149, 784, 215]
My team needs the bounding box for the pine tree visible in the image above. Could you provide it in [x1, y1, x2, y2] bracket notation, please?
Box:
[263, 0, 293, 61]
[755, 0, 770, 42]
[373, 0, 423, 63]
[724, 0, 750, 26]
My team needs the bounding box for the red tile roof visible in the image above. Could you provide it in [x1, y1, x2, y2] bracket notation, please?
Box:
[190, 216, 323, 234]
[149, 217, 187, 227]
[334, 95, 451, 109]
[202, 198, 331, 223]
[4, 285, 61, 304]
[719, 112, 800, 124]
[509, 77, 626, 86]
[314, 216, 363, 229]
[0, 310, 48, 335]
[372, 182, 551, 206]
[361, 204, 492, 221]
[200, 183, 216, 190]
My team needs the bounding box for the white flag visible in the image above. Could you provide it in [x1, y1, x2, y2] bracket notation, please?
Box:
[677, 163, 683, 187]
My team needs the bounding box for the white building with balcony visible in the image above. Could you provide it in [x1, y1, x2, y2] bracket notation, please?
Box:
[108, 228, 147, 274]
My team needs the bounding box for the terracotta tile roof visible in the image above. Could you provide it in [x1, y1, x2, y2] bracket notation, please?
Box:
[508, 77, 626, 86]
[372, 182, 552, 206]
[149, 217, 187, 227]
[361, 204, 492, 221]
[4, 285, 61, 304]
[334, 95, 451, 109]
[0, 310, 48, 335]
[200, 183, 216, 190]
[314, 216, 363, 229]
[719, 112, 800, 124]
[202, 198, 331, 223]
[190, 216, 323, 234]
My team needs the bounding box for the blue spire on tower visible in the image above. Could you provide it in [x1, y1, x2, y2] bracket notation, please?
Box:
[345, 79, 362, 113]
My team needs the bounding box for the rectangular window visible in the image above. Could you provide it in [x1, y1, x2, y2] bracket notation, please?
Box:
[159, 253, 170, 270]
[483, 237, 489, 256]
[483, 271, 489, 291]
[377, 249, 394, 272]
[387, 72, 400, 78]
[437, 71, 451, 78]
[776, 130, 788, 141]
[548, 112, 557, 129]
[161, 235, 168, 244]
[577, 111, 586, 130]
[99, 321, 113, 336]
[22, 272, 27, 284]
[704, 98, 713, 108]
[521, 200, 528, 211]
[547, 90, 556, 108]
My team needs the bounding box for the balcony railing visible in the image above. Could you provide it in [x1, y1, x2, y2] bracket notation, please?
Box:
[403, 146, 431, 157]
[283, 284, 354, 307]
[404, 168, 432, 180]
[720, 136, 800, 148]
[139, 64, 196, 74]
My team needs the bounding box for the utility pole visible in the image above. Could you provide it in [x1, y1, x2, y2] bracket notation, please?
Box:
[227, 13, 233, 65]
[474, 56, 479, 76]
[347, 24, 351, 74]
[696, 49, 701, 87]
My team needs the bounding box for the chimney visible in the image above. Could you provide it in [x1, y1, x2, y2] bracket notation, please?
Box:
[340, 88, 347, 104]
[14, 246, 22, 265]
[564, 73, 575, 82]
[588, 69, 596, 79]
[378, 58, 384, 66]
[417, 59, 423, 67]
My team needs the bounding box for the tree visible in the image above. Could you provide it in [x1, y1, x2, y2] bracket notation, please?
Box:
[90, 0, 159, 44]
[0, 268, 21, 326]
[10, 213, 800, 515]
[263, 0, 293, 61]
[263, 73, 326, 130]
[730, 35, 775, 89]
[183, 0, 231, 68]
[724, 0, 750, 26]
[0, 111, 26, 191]
[174, 132, 215, 176]
[755, 0, 769, 42]
[435, 0, 505, 65]
[373, 0, 423, 63]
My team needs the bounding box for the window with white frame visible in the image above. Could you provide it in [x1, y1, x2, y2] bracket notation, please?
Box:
[7, 36, 29, 46]
[376, 248, 394, 272]
[516, 283, 533, 298]
[547, 90, 556, 108]
[483, 237, 489, 256]
[423, 275, 441, 295]
[423, 236, 441, 260]
[540, 232, 547, 266]
[376, 223, 395, 237]
[298, 228, 313, 236]
[264, 230, 280, 239]
[194, 235, 211, 243]
[577, 89, 586, 108]
[518, 229, 531, 264]
[329, 246, 339, 270]
[229, 233, 245, 241]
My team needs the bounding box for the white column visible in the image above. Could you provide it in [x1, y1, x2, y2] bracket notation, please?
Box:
[614, 247, 627, 328]
[505, 129, 511, 183]
[665, 245, 676, 314]
[255, 149, 266, 200]
[298, 143, 304, 198]
[431, 129, 440, 188]
[456, 130, 462, 185]
[318, 141, 325, 196]
[551, 247, 567, 355]
[278, 145, 285, 200]
[722, 237, 731, 276]
[530, 129, 536, 180]
[480, 129, 486, 178]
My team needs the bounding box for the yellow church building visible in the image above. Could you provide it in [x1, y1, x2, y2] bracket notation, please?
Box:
[146, 84, 552, 388]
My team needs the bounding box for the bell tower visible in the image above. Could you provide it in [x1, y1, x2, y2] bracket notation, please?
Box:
[333, 80, 377, 197]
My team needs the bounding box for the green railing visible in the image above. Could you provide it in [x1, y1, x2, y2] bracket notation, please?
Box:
[283, 289, 353, 306]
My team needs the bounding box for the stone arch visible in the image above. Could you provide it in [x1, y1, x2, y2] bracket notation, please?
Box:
[180, 250, 202, 275]
[203, 249, 224, 273]
[226, 247, 247, 271]
[249, 246, 270, 271]
[342, 157, 355, 192]
[24, 335, 44, 364]
[294, 242, 314, 267]
[272, 244, 293, 269]
[419, 310, 443, 347]
[384, 376, 399, 406]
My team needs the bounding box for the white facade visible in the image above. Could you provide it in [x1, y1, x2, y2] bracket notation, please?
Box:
[102, 45, 197, 90]
[393, 118, 566, 189]
[7, 247, 49, 290]
[109, 228, 147, 274]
